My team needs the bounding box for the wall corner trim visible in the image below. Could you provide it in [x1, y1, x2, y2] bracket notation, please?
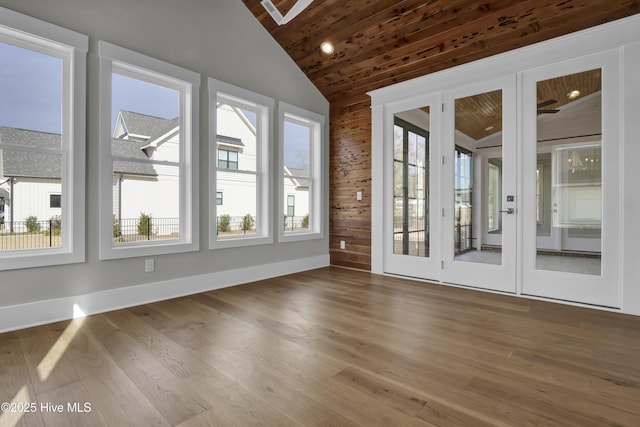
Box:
[0, 254, 330, 333]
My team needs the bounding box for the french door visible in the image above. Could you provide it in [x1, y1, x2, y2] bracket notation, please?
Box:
[382, 94, 441, 280]
[382, 51, 621, 308]
[521, 52, 621, 308]
[440, 76, 517, 293]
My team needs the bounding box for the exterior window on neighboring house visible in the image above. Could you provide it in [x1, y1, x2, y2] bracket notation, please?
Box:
[209, 78, 274, 248]
[50, 194, 61, 208]
[0, 7, 87, 270]
[287, 195, 295, 217]
[218, 148, 238, 170]
[279, 102, 324, 241]
[98, 41, 200, 259]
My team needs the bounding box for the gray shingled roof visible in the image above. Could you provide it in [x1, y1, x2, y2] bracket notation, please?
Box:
[119, 111, 176, 139]
[0, 127, 61, 179]
[112, 138, 157, 177]
[217, 135, 244, 147]
[286, 167, 310, 188]
[0, 127, 157, 180]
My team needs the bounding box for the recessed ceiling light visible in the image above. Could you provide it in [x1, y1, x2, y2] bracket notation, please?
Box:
[485, 125, 494, 131]
[567, 90, 581, 100]
[320, 41, 334, 54]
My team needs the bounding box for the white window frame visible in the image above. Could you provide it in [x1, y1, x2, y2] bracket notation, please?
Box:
[98, 41, 199, 259]
[278, 102, 324, 242]
[209, 78, 274, 249]
[0, 7, 87, 271]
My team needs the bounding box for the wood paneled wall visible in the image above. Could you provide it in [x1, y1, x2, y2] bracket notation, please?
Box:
[330, 96, 372, 271]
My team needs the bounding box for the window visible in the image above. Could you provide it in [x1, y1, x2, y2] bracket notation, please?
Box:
[393, 117, 429, 257]
[50, 194, 62, 209]
[0, 7, 87, 270]
[98, 42, 199, 259]
[536, 164, 543, 224]
[287, 195, 295, 217]
[279, 102, 324, 241]
[487, 162, 501, 232]
[218, 148, 238, 170]
[209, 78, 273, 248]
[454, 146, 473, 254]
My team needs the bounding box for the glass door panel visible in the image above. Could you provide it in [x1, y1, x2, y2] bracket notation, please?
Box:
[535, 69, 602, 275]
[522, 51, 620, 307]
[384, 96, 441, 281]
[453, 89, 503, 266]
[393, 117, 429, 257]
[441, 76, 517, 293]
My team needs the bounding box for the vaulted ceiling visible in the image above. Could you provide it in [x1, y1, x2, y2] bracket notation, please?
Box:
[243, 0, 639, 107]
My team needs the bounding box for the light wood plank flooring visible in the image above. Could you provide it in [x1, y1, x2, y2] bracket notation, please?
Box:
[1, 267, 639, 426]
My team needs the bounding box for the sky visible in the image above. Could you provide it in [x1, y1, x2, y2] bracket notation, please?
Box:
[111, 72, 179, 130]
[1, 41, 309, 170]
[0, 41, 62, 134]
[284, 120, 310, 171]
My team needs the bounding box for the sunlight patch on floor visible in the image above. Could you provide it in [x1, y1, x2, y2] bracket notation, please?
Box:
[0, 385, 31, 427]
[36, 304, 86, 382]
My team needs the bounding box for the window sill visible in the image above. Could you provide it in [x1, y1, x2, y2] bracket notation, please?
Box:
[279, 230, 324, 243]
[99, 240, 198, 260]
[210, 234, 273, 250]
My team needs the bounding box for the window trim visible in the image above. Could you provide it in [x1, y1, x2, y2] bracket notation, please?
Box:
[98, 41, 200, 259]
[0, 7, 87, 271]
[209, 78, 274, 249]
[278, 102, 325, 242]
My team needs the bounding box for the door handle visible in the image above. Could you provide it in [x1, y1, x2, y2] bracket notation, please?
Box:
[499, 208, 515, 214]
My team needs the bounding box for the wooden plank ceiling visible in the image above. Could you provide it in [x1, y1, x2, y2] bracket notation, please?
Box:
[243, 0, 639, 271]
[243, 0, 638, 107]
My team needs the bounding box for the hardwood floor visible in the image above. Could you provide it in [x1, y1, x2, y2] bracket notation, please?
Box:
[1, 267, 639, 426]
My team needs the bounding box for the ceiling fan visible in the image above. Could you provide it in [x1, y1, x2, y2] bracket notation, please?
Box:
[261, 0, 313, 26]
[537, 99, 560, 115]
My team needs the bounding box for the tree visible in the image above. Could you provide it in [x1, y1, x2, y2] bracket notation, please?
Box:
[25, 216, 40, 233]
[241, 213, 255, 233]
[218, 214, 231, 233]
[137, 212, 152, 236]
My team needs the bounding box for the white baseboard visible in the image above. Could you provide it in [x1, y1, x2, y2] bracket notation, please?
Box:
[0, 254, 329, 333]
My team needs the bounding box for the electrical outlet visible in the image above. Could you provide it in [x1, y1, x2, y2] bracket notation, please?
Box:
[340, 240, 346, 249]
[145, 258, 155, 273]
[356, 191, 363, 201]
